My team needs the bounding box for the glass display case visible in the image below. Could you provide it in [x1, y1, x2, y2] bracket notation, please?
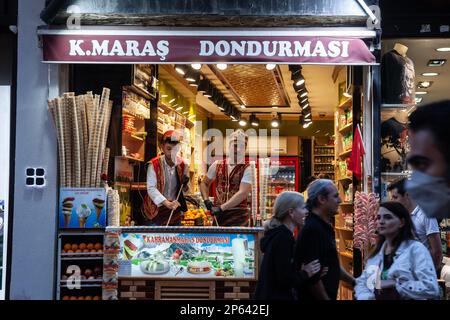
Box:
[380, 105, 414, 201]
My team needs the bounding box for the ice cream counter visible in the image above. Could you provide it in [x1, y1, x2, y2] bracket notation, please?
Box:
[102, 226, 264, 300]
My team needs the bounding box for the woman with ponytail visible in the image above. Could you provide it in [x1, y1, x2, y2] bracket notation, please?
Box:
[254, 191, 323, 300]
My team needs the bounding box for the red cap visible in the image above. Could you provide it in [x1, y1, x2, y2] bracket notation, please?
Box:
[162, 130, 181, 143]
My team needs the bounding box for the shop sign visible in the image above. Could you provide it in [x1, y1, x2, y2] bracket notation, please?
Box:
[41, 31, 376, 65]
[117, 232, 256, 279]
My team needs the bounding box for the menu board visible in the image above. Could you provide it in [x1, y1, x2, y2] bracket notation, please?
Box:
[118, 232, 256, 279]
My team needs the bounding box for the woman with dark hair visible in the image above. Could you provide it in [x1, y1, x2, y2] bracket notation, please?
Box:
[355, 202, 440, 300]
[254, 191, 324, 300]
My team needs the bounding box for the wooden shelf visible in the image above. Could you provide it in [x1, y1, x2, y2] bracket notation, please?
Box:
[123, 131, 145, 142]
[125, 85, 153, 100]
[315, 145, 335, 148]
[130, 183, 147, 190]
[338, 149, 352, 158]
[338, 98, 352, 109]
[338, 123, 353, 134]
[340, 251, 353, 259]
[118, 155, 144, 162]
[123, 107, 148, 120]
[340, 202, 354, 206]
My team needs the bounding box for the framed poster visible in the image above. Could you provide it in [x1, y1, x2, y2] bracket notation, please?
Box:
[0, 86, 11, 300]
[117, 232, 256, 279]
[59, 188, 107, 229]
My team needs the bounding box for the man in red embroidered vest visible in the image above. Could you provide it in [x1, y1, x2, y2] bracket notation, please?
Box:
[200, 130, 253, 226]
[144, 130, 189, 225]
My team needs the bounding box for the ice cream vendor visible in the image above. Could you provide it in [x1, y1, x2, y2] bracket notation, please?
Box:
[143, 130, 190, 225]
[200, 129, 253, 226]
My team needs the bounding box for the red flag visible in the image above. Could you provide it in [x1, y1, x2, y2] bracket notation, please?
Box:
[348, 125, 366, 180]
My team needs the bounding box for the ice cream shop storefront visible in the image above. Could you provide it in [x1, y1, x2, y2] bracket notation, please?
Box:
[29, 0, 381, 300]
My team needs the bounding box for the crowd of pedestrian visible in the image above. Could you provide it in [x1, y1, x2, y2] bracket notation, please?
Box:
[254, 100, 450, 300]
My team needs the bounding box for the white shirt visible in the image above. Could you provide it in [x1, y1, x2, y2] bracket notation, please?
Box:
[147, 157, 189, 207]
[206, 160, 253, 185]
[411, 206, 440, 251]
[355, 240, 440, 300]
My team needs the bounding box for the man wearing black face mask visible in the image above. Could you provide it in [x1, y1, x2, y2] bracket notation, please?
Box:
[406, 100, 450, 220]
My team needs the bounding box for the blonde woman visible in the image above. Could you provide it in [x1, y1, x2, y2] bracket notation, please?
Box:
[254, 191, 323, 300]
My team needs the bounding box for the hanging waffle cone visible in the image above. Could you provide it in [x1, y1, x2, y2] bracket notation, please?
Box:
[96, 97, 112, 187]
[69, 95, 81, 188]
[76, 95, 87, 187]
[84, 92, 96, 187]
[62, 95, 72, 187]
[102, 147, 110, 182]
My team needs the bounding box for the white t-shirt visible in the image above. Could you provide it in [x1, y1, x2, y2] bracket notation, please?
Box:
[206, 160, 253, 185]
[411, 206, 440, 251]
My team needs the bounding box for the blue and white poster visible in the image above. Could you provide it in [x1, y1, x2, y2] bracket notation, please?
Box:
[59, 188, 107, 228]
[118, 232, 256, 279]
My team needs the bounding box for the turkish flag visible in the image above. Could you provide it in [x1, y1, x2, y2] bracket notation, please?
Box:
[348, 125, 366, 180]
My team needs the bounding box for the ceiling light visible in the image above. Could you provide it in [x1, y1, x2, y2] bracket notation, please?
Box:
[300, 91, 308, 98]
[183, 111, 189, 115]
[249, 114, 259, 127]
[161, 94, 168, 98]
[266, 64, 276, 70]
[295, 76, 305, 87]
[217, 63, 228, 70]
[415, 97, 423, 104]
[169, 98, 176, 104]
[436, 47, 450, 52]
[304, 112, 311, 118]
[176, 106, 183, 111]
[304, 118, 312, 122]
[175, 65, 188, 75]
[230, 115, 237, 121]
[428, 59, 446, 67]
[421, 72, 439, 76]
[239, 119, 247, 127]
[188, 114, 195, 119]
[272, 106, 278, 109]
[343, 91, 352, 98]
[301, 103, 309, 110]
[300, 98, 308, 104]
[240, 105, 246, 109]
[418, 81, 433, 88]
[191, 63, 202, 70]
[271, 114, 281, 128]
[158, 107, 165, 113]
[415, 91, 428, 95]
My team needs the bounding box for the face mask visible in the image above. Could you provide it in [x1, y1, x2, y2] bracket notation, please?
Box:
[405, 170, 450, 219]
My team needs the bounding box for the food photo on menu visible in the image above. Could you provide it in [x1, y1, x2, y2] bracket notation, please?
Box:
[118, 233, 256, 278]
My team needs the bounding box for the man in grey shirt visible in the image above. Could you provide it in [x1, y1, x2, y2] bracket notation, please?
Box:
[388, 178, 442, 273]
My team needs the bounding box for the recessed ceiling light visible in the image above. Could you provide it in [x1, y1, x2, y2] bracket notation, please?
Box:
[191, 63, 202, 70]
[176, 106, 183, 111]
[161, 94, 168, 98]
[217, 63, 228, 70]
[239, 119, 247, 126]
[272, 106, 278, 109]
[418, 81, 433, 88]
[421, 72, 439, 76]
[266, 64, 276, 70]
[240, 105, 246, 109]
[428, 59, 446, 67]
[302, 103, 309, 110]
[169, 98, 176, 104]
[415, 91, 428, 95]
[304, 112, 311, 118]
[183, 111, 189, 115]
[436, 47, 450, 52]
[300, 91, 308, 98]
[415, 97, 423, 104]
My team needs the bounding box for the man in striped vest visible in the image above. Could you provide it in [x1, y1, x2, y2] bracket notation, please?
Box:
[200, 129, 253, 226]
[144, 130, 189, 225]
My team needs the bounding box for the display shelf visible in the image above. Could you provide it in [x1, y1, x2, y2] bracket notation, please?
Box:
[61, 256, 104, 261]
[338, 149, 352, 158]
[117, 155, 144, 162]
[314, 171, 335, 174]
[315, 155, 334, 157]
[339, 251, 353, 259]
[335, 227, 353, 232]
[340, 202, 353, 206]
[315, 145, 335, 148]
[338, 123, 353, 134]
[122, 107, 147, 120]
[338, 98, 352, 109]
[130, 182, 147, 190]
[381, 172, 410, 176]
[61, 253, 103, 258]
[125, 84, 153, 100]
